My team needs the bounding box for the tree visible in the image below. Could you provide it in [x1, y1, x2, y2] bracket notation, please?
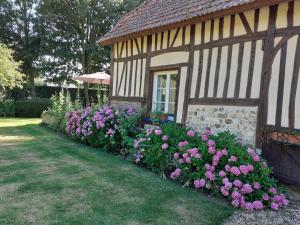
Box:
[0, 43, 24, 92]
[0, 0, 43, 97]
[37, 0, 144, 105]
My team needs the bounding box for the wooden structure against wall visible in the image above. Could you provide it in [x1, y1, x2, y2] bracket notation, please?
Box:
[109, 0, 300, 145]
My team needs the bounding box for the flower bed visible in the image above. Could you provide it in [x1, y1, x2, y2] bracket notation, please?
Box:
[132, 123, 289, 211]
[65, 106, 288, 211]
[66, 106, 140, 153]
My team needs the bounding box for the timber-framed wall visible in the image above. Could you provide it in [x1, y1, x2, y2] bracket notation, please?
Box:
[108, 0, 300, 146]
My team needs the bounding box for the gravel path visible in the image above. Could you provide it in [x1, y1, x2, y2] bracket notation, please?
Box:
[223, 186, 300, 225]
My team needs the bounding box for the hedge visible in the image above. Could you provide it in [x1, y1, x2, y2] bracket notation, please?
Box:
[15, 98, 51, 118]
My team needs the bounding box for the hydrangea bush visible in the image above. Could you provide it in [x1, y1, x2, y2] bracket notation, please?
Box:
[132, 123, 288, 211]
[66, 106, 140, 152]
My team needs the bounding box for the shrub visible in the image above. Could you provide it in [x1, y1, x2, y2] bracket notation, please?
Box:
[0, 99, 15, 117]
[66, 106, 141, 153]
[41, 110, 66, 132]
[15, 98, 51, 118]
[132, 123, 288, 211]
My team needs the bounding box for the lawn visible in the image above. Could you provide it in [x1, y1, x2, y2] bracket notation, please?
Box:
[0, 118, 233, 225]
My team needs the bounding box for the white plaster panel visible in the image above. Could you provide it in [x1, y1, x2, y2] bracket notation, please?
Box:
[208, 47, 218, 97]
[135, 59, 141, 97]
[267, 49, 281, 125]
[281, 35, 298, 127]
[240, 41, 252, 98]
[251, 40, 263, 99]
[199, 49, 209, 98]
[217, 46, 229, 98]
[190, 50, 200, 98]
[150, 52, 189, 67]
[227, 44, 239, 97]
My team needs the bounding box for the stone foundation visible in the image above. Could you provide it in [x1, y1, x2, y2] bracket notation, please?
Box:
[110, 100, 143, 110]
[186, 105, 258, 146]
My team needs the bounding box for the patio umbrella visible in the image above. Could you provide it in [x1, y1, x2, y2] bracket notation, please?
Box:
[72, 72, 110, 85]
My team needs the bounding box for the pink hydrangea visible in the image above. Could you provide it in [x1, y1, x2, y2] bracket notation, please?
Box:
[224, 181, 233, 190]
[205, 171, 215, 181]
[269, 187, 277, 194]
[233, 179, 243, 188]
[253, 182, 261, 189]
[239, 165, 249, 176]
[222, 178, 229, 184]
[231, 191, 241, 200]
[194, 153, 201, 159]
[271, 202, 279, 210]
[221, 149, 228, 156]
[247, 164, 254, 172]
[162, 135, 169, 141]
[183, 153, 189, 159]
[205, 163, 211, 170]
[187, 130, 195, 137]
[205, 128, 212, 136]
[155, 129, 162, 135]
[253, 201, 264, 210]
[230, 167, 241, 176]
[219, 170, 226, 177]
[247, 148, 256, 156]
[243, 202, 254, 211]
[161, 143, 169, 150]
[232, 200, 240, 208]
[194, 179, 206, 189]
[229, 156, 238, 162]
[240, 184, 253, 194]
[201, 135, 208, 141]
[173, 152, 179, 159]
[208, 146, 216, 155]
[262, 193, 270, 201]
[178, 141, 189, 148]
[220, 186, 229, 196]
[225, 164, 231, 172]
[146, 128, 153, 135]
[253, 155, 260, 162]
[207, 140, 215, 146]
[185, 157, 191, 164]
[170, 168, 181, 180]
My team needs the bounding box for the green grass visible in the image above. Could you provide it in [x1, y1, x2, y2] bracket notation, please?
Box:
[0, 118, 233, 225]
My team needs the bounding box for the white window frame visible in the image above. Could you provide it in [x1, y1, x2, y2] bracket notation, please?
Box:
[152, 70, 178, 114]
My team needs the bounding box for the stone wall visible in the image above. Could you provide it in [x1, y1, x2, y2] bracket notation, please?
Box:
[110, 100, 143, 110]
[186, 105, 258, 146]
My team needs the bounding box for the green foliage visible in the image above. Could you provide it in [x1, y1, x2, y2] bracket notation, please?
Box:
[132, 123, 287, 210]
[15, 98, 51, 118]
[0, 43, 24, 91]
[0, 0, 41, 97]
[41, 110, 66, 132]
[66, 106, 142, 154]
[0, 99, 15, 117]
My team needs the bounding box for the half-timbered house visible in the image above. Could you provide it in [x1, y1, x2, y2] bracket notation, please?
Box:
[99, 0, 300, 147]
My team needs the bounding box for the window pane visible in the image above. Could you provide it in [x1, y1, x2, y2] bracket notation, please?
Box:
[169, 89, 176, 102]
[157, 75, 167, 88]
[170, 75, 177, 88]
[169, 103, 175, 114]
[157, 88, 166, 102]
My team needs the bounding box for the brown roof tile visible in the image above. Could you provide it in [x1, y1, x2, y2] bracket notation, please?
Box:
[100, 0, 255, 45]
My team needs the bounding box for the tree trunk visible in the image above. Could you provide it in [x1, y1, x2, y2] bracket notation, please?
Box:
[29, 74, 36, 98]
[84, 82, 90, 106]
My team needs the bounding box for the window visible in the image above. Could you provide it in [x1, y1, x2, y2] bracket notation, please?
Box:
[152, 71, 178, 115]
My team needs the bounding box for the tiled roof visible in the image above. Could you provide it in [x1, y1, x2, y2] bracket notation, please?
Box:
[100, 0, 255, 45]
